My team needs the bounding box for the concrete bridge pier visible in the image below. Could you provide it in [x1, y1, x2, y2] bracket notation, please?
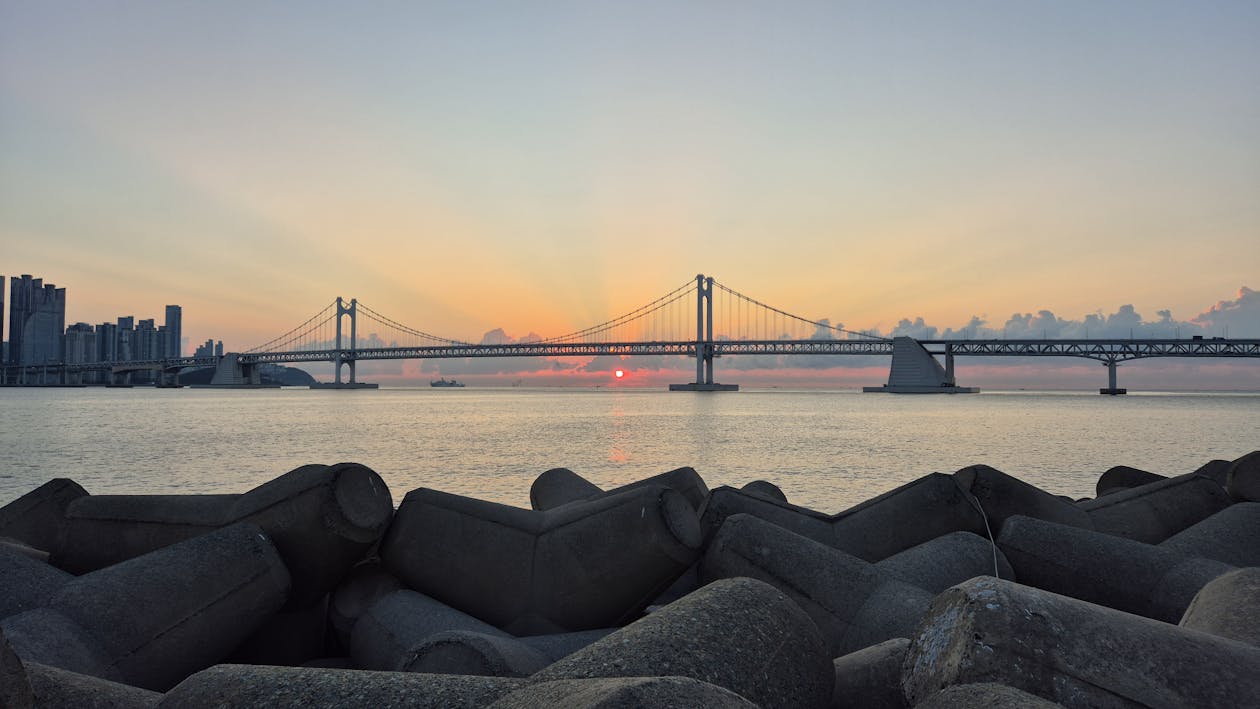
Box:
[1101, 359, 1127, 395]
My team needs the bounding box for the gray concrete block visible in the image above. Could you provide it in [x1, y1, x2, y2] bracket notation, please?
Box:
[532, 577, 833, 709]
[1192, 458, 1232, 487]
[831, 473, 988, 562]
[329, 560, 404, 650]
[531, 466, 709, 512]
[489, 676, 759, 708]
[1159, 502, 1260, 567]
[912, 683, 1064, 708]
[403, 630, 552, 677]
[1079, 473, 1232, 543]
[55, 462, 394, 607]
[1180, 567, 1260, 648]
[699, 513, 932, 656]
[158, 665, 525, 708]
[517, 628, 614, 662]
[876, 531, 1014, 593]
[25, 662, 163, 709]
[830, 638, 909, 709]
[2, 629, 34, 709]
[699, 485, 836, 547]
[1226, 450, 1260, 501]
[0, 536, 50, 562]
[5, 522, 292, 690]
[228, 594, 330, 666]
[0, 478, 87, 552]
[901, 576, 1260, 708]
[997, 515, 1233, 622]
[351, 589, 510, 671]
[1095, 465, 1166, 496]
[380, 484, 700, 634]
[529, 468, 603, 510]
[2, 608, 119, 681]
[740, 479, 787, 502]
[0, 546, 71, 620]
[954, 464, 1094, 532]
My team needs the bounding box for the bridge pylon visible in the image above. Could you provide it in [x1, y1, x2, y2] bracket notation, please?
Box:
[669, 274, 738, 392]
[313, 297, 378, 389]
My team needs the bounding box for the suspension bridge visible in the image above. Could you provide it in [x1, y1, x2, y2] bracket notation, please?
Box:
[4, 274, 1259, 393]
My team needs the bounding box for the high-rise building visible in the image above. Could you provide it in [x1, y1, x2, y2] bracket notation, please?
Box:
[7, 275, 66, 365]
[164, 305, 182, 358]
[96, 322, 118, 362]
[117, 316, 135, 362]
[136, 319, 159, 360]
[64, 323, 97, 364]
[1, 275, 5, 364]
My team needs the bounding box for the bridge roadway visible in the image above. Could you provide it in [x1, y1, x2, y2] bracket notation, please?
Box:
[240, 337, 1260, 366]
[5, 338, 1258, 383]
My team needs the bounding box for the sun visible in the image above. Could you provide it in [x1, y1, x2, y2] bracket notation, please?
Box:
[614, 369, 625, 379]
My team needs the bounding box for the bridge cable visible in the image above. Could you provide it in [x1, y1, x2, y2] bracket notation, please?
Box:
[710, 280, 889, 341]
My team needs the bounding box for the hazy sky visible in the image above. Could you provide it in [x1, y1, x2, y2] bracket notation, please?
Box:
[2, 2, 1258, 361]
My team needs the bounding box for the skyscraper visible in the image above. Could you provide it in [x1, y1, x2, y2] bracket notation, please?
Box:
[165, 305, 182, 358]
[7, 275, 66, 365]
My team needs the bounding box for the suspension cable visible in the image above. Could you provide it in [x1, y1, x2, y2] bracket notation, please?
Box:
[245, 301, 338, 352]
[711, 280, 888, 340]
[539, 278, 697, 343]
[354, 303, 469, 345]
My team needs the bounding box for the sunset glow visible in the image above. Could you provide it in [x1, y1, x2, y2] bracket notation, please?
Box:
[1, 3, 1256, 388]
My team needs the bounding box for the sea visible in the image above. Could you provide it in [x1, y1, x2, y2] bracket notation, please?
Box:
[1, 386, 1256, 511]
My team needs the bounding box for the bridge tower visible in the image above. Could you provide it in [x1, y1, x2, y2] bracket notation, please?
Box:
[334, 297, 358, 385]
[669, 274, 738, 392]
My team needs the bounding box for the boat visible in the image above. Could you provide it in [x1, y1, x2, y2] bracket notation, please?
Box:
[430, 377, 465, 388]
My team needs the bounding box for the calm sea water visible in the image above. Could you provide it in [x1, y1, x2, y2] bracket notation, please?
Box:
[1, 387, 1256, 511]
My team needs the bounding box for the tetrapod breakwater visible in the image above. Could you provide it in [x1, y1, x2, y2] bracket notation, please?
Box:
[2, 452, 1259, 707]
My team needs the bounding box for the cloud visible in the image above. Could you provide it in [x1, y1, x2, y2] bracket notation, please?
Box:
[1193, 287, 1260, 338]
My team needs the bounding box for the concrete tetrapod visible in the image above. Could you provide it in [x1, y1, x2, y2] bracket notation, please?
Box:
[2, 629, 34, 709]
[530, 577, 834, 709]
[54, 462, 394, 607]
[0, 546, 72, 620]
[996, 514, 1233, 622]
[875, 531, 1014, 593]
[1179, 567, 1260, 648]
[1226, 450, 1260, 501]
[1, 522, 291, 691]
[159, 665, 525, 708]
[380, 484, 701, 634]
[23, 662, 163, 709]
[351, 589, 512, 670]
[489, 676, 759, 708]
[1078, 473, 1232, 543]
[1158, 501, 1260, 567]
[0, 478, 88, 552]
[901, 576, 1260, 708]
[830, 638, 910, 709]
[912, 683, 1065, 708]
[699, 513, 933, 656]
[529, 466, 708, 511]
[328, 560, 404, 649]
[1095, 465, 1167, 497]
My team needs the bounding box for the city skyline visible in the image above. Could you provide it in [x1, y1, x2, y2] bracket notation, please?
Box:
[2, 3, 1257, 385]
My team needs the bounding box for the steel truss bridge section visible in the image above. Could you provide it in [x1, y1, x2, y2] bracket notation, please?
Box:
[921, 339, 1260, 362]
[240, 339, 899, 365]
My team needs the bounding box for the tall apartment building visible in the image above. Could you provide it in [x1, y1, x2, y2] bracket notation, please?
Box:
[64, 323, 97, 364]
[96, 321, 118, 362]
[165, 305, 182, 357]
[116, 316, 135, 362]
[7, 274, 66, 365]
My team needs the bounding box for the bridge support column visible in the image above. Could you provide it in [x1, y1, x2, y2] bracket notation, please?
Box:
[670, 275, 737, 392]
[1100, 360, 1126, 395]
[317, 297, 377, 389]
